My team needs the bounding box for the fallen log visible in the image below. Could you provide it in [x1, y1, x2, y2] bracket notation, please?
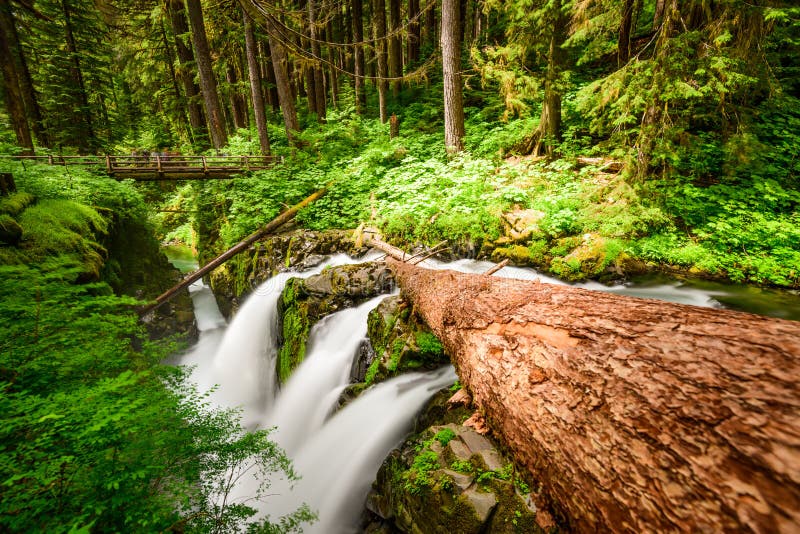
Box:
[140, 186, 327, 316]
[388, 258, 800, 533]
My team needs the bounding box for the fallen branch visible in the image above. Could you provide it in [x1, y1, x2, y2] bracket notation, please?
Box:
[140, 186, 328, 317]
[387, 258, 800, 533]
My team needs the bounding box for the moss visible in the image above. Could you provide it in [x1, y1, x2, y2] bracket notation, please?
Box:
[364, 357, 382, 385]
[0, 214, 23, 245]
[0, 191, 35, 217]
[491, 244, 534, 265]
[277, 279, 311, 383]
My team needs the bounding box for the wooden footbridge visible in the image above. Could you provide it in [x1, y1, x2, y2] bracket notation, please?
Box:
[2, 154, 280, 180]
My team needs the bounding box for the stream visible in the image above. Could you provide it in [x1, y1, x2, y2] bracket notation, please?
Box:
[162, 245, 800, 532]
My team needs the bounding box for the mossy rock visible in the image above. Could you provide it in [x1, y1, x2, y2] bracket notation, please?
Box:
[206, 229, 369, 318]
[549, 234, 625, 282]
[368, 422, 546, 534]
[276, 261, 393, 383]
[0, 214, 23, 245]
[0, 191, 35, 217]
[362, 295, 449, 387]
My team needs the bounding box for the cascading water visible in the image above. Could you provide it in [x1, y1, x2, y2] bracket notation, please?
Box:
[171, 248, 797, 533]
[263, 294, 391, 453]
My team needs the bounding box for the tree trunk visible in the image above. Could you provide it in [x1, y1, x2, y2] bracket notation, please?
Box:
[528, 0, 566, 158]
[618, 0, 635, 66]
[326, 19, 339, 108]
[374, 0, 389, 123]
[243, 8, 270, 155]
[353, 0, 366, 114]
[185, 0, 227, 149]
[265, 17, 300, 142]
[62, 0, 96, 152]
[308, 0, 326, 121]
[441, 0, 464, 153]
[389, 259, 800, 533]
[653, 0, 666, 30]
[260, 40, 280, 112]
[168, 0, 208, 148]
[4, 1, 48, 148]
[407, 0, 420, 65]
[226, 64, 249, 131]
[424, 0, 436, 50]
[0, 0, 33, 154]
[388, 0, 402, 98]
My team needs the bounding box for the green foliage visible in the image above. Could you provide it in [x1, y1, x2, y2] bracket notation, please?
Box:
[0, 257, 308, 533]
[415, 332, 444, 358]
[433, 428, 457, 447]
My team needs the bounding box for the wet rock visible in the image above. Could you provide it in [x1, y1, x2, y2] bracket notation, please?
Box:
[275, 261, 393, 383]
[207, 229, 368, 317]
[367, 420, 546, 534]
[362, 295, 450, 387]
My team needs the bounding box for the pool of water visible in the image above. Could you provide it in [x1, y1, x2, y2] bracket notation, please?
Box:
[162, 244, 197, 273]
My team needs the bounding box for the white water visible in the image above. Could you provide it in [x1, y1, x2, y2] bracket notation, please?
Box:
[264, 294, 390, 453]
[175, 252, 459, 532]
[174, 251, 752, 532]
[427, 257, 726, 308]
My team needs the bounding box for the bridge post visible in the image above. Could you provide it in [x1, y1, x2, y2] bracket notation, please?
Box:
[105, 155, 111, 174]
[201, 156, 208, 175]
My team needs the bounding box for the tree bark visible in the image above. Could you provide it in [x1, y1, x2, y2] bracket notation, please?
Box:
[243, 8, 270, 155]
[226, 64, 249, 131]
[353, 0, 366, 114]
[389, 260, 800, 533]
[388, 0, 402, 98]
[168, 0, 208, 148]
[61, 0, 96, 152]
[4, 1, 48, 148]
[407, 0, 420, 65]
[308, 0, 326, 121]
[0, 0, 33, 154]
[618, 0, 635, 66]
[265, 17, 300, 142]
[374, 0, 389, 123]
[441, 0, 464, 153]
[527, 0, 566, 158]
[185, 0, 227, 149]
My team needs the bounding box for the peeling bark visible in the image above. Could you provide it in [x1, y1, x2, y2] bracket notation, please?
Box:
[389, 259, 800, 533]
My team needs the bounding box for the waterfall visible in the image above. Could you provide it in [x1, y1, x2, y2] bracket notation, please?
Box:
[263, 294, 390, 453]
[175, 251, 760, 533]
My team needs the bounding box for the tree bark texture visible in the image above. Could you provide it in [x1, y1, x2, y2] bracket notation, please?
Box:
[265, 17, 300, 142]
[389, 260, 800, 533]
[352, 0, 366, 114]
[441, 0, 464, 153]
[185, 0, 227, 149]
[61, 0, 96, 151]
[374, 0, 389, 123]
[407, 0, 420, 65]
[618, 0, 635, 66]
[388, 0, 402, 97]
[226, 64, 249, 130]
[0, 0, 33, 154]
[308, 0, 326, 121]
[168, 0, 208, 147]
[4, 1, 48, 148]
[243, 8, 270, 155]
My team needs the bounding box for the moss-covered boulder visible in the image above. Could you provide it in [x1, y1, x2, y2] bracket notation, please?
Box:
[0, 214, 22, 245]
[275, 261, 393, 383]
[366, 423, 551, 534]
[207, 229, 368, 317]
[361, 295, 449, 386]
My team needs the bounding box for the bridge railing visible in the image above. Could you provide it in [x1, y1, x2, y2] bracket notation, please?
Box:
[0, 154, 280, 175]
